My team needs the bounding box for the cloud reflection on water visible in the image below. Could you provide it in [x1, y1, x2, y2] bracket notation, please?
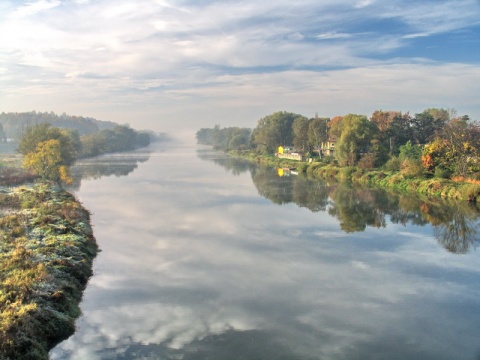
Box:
[52, 144, 480, 360]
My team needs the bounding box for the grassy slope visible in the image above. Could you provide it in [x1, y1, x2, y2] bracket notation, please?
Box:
[0, 184, 98, 360]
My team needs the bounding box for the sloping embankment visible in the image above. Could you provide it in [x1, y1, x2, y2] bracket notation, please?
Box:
[0, 184, 98, 360]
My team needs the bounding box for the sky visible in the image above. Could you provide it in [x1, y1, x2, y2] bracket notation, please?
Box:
[0, 0, 479, 137]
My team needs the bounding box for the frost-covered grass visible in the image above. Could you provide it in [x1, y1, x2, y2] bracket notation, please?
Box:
[0, 184, 98, 360]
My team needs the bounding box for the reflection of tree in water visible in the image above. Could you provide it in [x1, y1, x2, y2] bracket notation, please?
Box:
[327, 185, 480, 253]
[253, 168, 480, 254]
[427, 203, 480, 254]
[199, 153, 480, 254]
[328, 184, 387, 233]
[251, 167, 293, 205]
[389, 196, 429, 227]
[197, 149, 253, 176]
[67, 151, 150, 191]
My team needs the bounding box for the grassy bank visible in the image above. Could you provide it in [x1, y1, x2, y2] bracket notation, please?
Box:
[229, 150, 480, 203]
[0, 184, 98, 359]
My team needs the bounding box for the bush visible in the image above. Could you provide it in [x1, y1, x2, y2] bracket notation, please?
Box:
[434, 165, 452, 179]
[464, 184, 480, 202]
[400, 159, 425, 178]
[296, 163, 309, 173]
[384, 156, 401, 172]
[340, 167, 356, 180]
[358, 153, 376, 170]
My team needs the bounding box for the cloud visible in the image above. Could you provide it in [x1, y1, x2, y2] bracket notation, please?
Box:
[50, 153, 480, 359]
[316, 32, 352, 40]
[0, 0, 479, 131]
[8, 0, 61, 19]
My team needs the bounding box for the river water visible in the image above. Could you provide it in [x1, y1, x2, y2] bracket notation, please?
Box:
[51, 141, 480, 360]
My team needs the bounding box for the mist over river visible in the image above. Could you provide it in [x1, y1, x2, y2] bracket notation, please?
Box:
[51, 141, 480, 360]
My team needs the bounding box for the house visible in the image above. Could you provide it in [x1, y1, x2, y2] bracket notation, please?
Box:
[320, 137, 337, 157]
[276, 146, 304, 161]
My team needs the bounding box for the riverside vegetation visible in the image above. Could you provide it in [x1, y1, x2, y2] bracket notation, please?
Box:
[0, 184, 97, 360]
[0, 113, 163, 359]
[196, 109, 480, 202]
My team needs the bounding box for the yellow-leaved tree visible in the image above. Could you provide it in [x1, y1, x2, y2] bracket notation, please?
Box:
[22, 139, 72, 184]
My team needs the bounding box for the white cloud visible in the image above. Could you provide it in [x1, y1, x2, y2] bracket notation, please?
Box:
[0, 0, 479, 131]
[8, 0, 61, 19]
[316, 32, 352, 40]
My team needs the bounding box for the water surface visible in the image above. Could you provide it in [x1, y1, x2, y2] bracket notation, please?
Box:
[51, 142, 480, 360]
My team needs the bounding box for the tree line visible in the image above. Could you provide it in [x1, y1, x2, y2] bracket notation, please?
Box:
[0, 111, 118, 140]
[197, 108, 480, 180]
[196, 125, 251, 150]
[18, 123, 155, 183]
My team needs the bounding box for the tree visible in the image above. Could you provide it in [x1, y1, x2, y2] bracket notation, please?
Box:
[308, 116, 329, 151]
[370, 110, 401, 158]
[423, 116, 480, 177]
[411, 110, 445, 145]
[22, 139, 72, 183]
[370, 110, 400, 133]
[327, 116, 344, 138]
[228, 128, 251, 150]
[292, 116, 310, 152]
[80, 133, 105, 157]
[196, 126, 251, 150]
[0, 123, 6, 142]
[335, 114, 377, 166]
[18, 123, 78, 166]
[251, 111, 300, 153]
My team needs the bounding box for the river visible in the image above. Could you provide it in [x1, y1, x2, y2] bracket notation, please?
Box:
[50, 141, 480, 360]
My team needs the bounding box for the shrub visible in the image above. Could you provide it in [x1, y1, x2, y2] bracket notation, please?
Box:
[384, 156, 401, 172]
[400, 159, 425, 178]
[434, 165, 452, 179]
[464, 184, 480, 202]
[358, 153, 376, 170]
[296, 163, 309, 173]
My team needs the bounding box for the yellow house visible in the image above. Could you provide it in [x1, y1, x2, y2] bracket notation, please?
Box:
[278, 146, 284, 154]
[320, 137, 337, 156]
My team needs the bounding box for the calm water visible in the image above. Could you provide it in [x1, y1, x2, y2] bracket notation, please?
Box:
[51, 141, 480, 360]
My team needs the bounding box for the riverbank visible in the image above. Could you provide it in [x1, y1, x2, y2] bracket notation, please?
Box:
[229, 150, 480, 203]
[0, 184, 98, 359]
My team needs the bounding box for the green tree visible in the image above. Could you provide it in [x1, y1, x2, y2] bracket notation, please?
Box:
[386, 112, 413, 154]
[411, 110, 446, 145]
[80, 133, 105, 157]
[370, 110, 401, 158]
[335, 114, 377, 166]
[292, 116, 310, 152]
[308, 116, 329, 151]
[251, 111, 300, 153]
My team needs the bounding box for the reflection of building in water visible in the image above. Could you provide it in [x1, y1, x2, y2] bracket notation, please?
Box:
[277, 168, 298, 177]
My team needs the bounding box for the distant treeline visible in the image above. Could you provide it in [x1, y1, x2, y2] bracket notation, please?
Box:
[0, 111, 117, 140]
[0, 111, 167, 157]
[196, 108, 480, 180]
[196, 125, 251, 150]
